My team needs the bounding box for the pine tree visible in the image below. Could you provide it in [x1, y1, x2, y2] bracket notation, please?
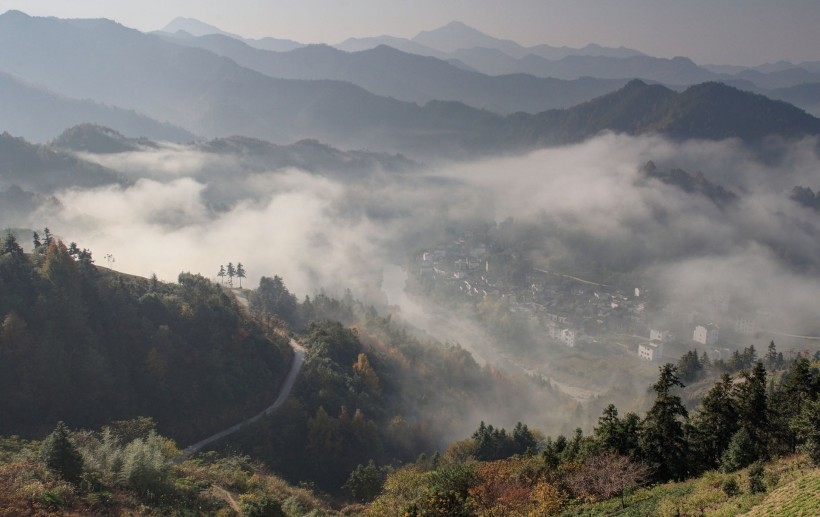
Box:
[639, 364, 689, 481]
[236, 262, 246, 288]
[690, 374, 738, 472]
[40, 421, 84, 484]
[594, 404, 623, 453]
[217, 265, 226, 285]
[1, 231, 24, 257]
[766, 341, 778, 369]
[734, 361, 769, 461]
[226, 262, 236, 287]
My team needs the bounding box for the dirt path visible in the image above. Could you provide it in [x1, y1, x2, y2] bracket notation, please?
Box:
[177, 336, 307, 460]
[212, 485, 242, 513]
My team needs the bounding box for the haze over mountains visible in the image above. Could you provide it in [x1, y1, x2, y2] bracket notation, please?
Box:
[1, 9, 818, 160]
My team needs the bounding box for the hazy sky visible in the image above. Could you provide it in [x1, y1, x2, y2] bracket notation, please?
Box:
[1, 0, 818, 66]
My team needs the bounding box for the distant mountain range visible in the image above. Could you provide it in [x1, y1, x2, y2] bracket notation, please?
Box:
[502, 80, 820, 149]
[158, 17, 820, 117]
[161, 16, 303, 52]
[331, 20, 820, 89]
[0, 124, 420, 225]
[1, 11, 819, 160]
[338, 20, 646, 61]
[0, 131, 126, 193]
[159, 32, 630, 115]
[0, 70, 195, 143]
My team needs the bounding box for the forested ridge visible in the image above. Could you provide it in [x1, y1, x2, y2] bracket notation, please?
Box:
[1, 231, 819, 515]
[221, 276, 572, 496]
[360, 355, 820, 516]
[0, 232, 292, 443]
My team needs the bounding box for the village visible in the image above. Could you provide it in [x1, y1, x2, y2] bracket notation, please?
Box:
[411, 236, 813, 366]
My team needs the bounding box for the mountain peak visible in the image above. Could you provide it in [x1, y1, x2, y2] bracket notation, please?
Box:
[0, 9, 32, 25]
[160, 16, 227, 37]
[423, 20, 483, 34]
[413, 20, 509, 53]
[623, 78, 650, 90]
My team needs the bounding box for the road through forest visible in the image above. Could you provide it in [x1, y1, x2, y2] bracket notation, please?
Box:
[178, 338, 306, 460]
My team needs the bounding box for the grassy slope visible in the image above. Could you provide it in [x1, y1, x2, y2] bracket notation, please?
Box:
[743, 468, 820, 517]
[558, 455, 818, 517]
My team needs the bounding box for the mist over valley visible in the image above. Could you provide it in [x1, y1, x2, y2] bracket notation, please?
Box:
[1, 5, 820, 514]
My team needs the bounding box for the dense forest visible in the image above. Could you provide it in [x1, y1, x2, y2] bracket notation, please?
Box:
[0, 231, 292, 443]
[1, 231, 819, 515]
[360, 355, 820, 515]
[218, 276, 572, 495]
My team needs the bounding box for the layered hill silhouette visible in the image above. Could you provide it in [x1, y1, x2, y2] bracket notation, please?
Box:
[0, 70, 196, 143]
[161, 16, 302, 52]
[0, 11, 506, 156]
[2, 11, 819, 159]
[502, 80, 820, 148]
[338, 20, 645, 61]
[160, 33, 630, 115]
[0, 131, 126, 193]
[334, 20, 820, 89]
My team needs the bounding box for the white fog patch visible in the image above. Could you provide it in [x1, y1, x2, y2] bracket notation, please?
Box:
[77, 144, 235, 179]
[46, 169, 388, 299]
[53, 177, 210, 227]
[42, 133, 820, 337]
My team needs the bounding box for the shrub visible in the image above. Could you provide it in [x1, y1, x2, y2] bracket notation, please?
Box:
[722, 476, 740, 497]
[239, 492, 286, 517]
[747, 461, 766, 494]
[119, 432, 170, 496]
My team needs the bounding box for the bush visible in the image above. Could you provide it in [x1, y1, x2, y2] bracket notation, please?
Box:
[721, 428, 757, 472]
[722, 476, 740, 497]
[239, 492, 286, 517]
[748, 461, 766, 494]
[119, 432, 170, 496]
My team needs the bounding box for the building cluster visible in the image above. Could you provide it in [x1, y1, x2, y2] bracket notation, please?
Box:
[417, 244, 648, 350]
[415, 236, 803, 365]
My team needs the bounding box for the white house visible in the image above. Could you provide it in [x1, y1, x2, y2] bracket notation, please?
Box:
[693, 323, 719, 345]
[638, 340, 664, 361]
[650, 329, 671, 343]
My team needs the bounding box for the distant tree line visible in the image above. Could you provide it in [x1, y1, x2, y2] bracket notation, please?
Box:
[217, 261, 246, 287]
[365, 356, 820, 515]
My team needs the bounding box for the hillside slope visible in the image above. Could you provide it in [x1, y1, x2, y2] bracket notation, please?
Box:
[0, 241, 293, 443]
[504, 80, 820, 148]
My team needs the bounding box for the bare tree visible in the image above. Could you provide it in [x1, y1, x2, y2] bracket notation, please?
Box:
[566, 451, 650, 508]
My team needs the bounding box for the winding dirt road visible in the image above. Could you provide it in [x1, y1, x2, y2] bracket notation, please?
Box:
[178, 338, 306, 460]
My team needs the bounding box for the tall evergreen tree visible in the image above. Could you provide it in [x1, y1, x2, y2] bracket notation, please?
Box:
[217, 265, 226, 285]
[772, 358, 819, 454]
[639, 364, 689, 481]
[1, 232, 24, 257]
[236, 262, 246, 288]
[766, 341, 779, 369]
[40, 421, 84, 484]
[690, 374, 739, 472]
[734, 362, 769, 461]
[594, 404, 623, 454]
[226, 262, 236, 287]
